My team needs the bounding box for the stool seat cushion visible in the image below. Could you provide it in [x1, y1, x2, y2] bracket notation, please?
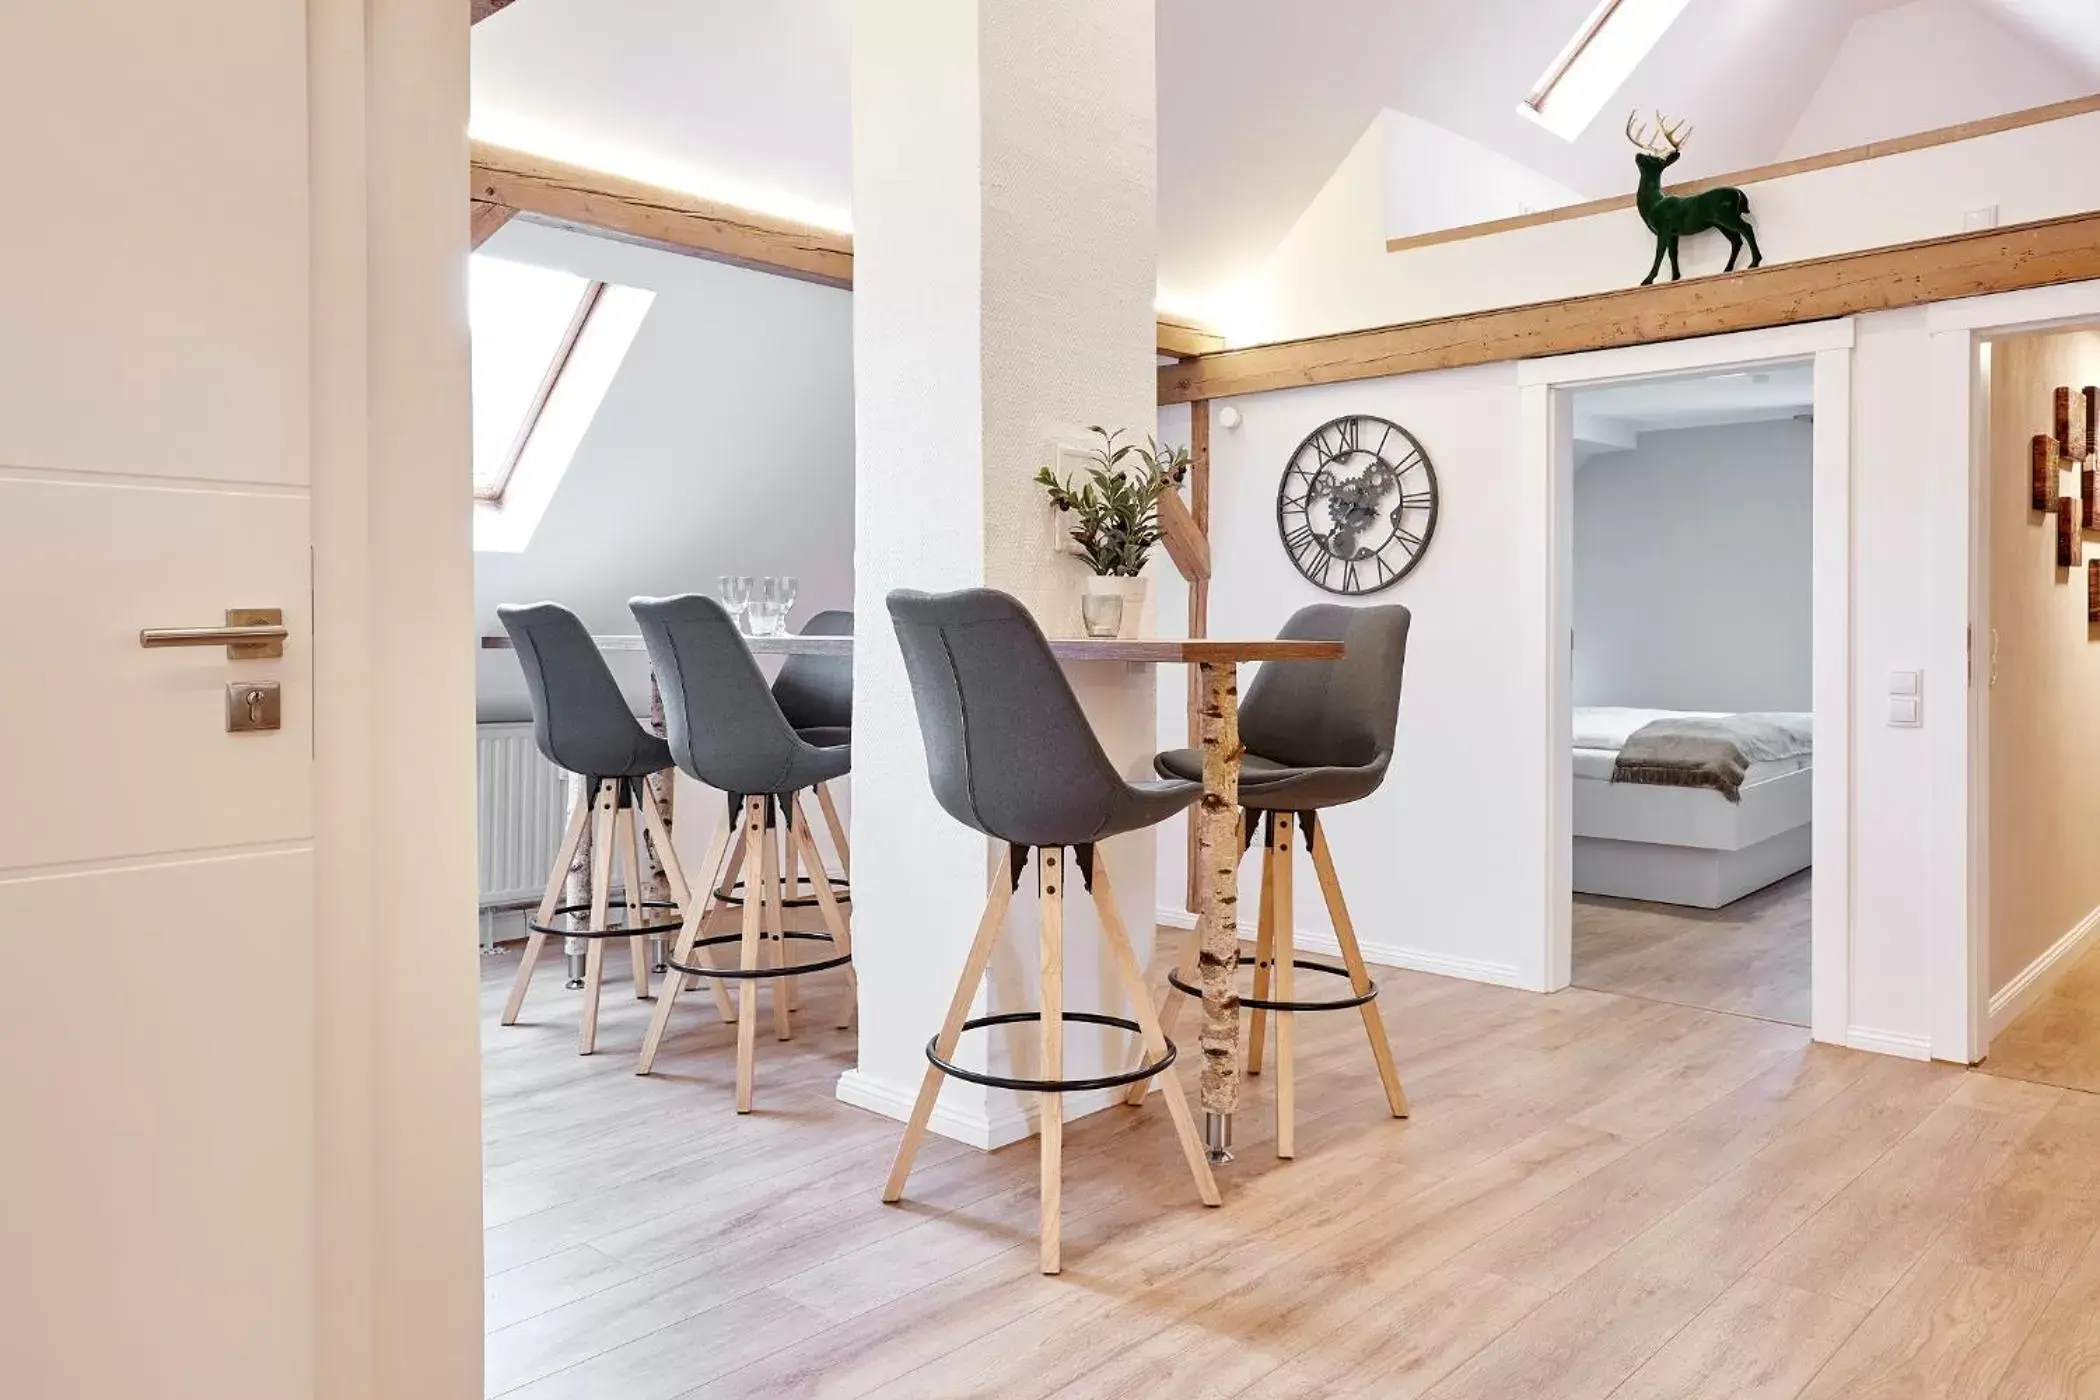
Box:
[498, 601, 675, 780]
[794, 725, 853, 750]
[1153, 747, 1384, 812]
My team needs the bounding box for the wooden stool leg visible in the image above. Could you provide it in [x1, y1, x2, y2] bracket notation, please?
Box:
[638, 778, 736, 1022]
[884, 849, 1016, 1202]
[1038, 847, 1065, 1275]
[790, 793, 856, 1029]
[1247, 819, 1277, 1076]
[1310, 816, 1408, 1117]
[762, 810, 792, 1042]
[734, 798, 766, 1112]
[504, 785, 589, 1026]
[815, 780, 850, 878]
[1087, 848, 1220, 1207]
[578, 779, 618, 1055]
[617, 797, 649, 1001]
[782, 801, 802, 1013]
[637, 815, 732, 1075]
[1272, 812, 1297, 1159]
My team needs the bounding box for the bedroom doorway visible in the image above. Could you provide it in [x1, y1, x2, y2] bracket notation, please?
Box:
[1564, 364, 1817, 1027]
[1526, 322, 1854, 1047]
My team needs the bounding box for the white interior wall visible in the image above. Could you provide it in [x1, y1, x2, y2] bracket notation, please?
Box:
[1255, 108, 2100, 344]
[1381, 110, 1586, 243]
[1779, 0, 2091, 160]
[472, 220, 855, 722]
[1573, 418, 1814, 712]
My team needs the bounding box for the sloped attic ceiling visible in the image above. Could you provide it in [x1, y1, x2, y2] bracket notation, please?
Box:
[473, 0, 2097, 320]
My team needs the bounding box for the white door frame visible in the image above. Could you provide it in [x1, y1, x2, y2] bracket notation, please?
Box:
[1924, 279, 2100, 1064]
[1517, 320, 1856, 1047]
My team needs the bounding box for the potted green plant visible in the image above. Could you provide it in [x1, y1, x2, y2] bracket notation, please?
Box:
[1035, 427, 1191, 638]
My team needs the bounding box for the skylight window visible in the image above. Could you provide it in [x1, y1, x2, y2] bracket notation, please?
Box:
[1518, 0, 1690, 141]
[470, 255, 604, 501]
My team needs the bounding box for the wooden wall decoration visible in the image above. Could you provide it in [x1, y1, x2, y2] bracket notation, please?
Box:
[2034, 435, 2060, 512]
[2089, 560, 2100, 624]
[2059, 494, 2079, 568]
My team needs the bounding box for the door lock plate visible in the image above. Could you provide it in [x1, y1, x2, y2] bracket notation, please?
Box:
[226, 681, 282, 733]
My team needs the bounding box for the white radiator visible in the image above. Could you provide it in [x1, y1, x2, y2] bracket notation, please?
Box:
[476, 722, 570, 909]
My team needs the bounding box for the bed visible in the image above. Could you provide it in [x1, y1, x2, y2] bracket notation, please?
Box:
[1573, 707, 1813, 909]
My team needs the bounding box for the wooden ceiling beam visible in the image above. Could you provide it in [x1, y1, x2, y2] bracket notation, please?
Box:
[468, 142, 1211, 353]
[1160, 210, 2100, 404]
[471, 0, 522, 22]
[469, 199, 516, 250]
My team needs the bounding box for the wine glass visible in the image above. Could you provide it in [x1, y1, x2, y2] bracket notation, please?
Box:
[718, 574, 751, 632]
[777, 575, 798, 630]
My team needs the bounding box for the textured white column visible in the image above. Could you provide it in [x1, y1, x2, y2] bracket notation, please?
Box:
[841, 0, 1161, 1148]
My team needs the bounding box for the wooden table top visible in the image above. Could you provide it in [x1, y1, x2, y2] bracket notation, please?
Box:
[481, 634, 1343, 663]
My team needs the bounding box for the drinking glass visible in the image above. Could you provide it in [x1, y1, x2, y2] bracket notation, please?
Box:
[777, 575, 799, 629]
[719, 574, 752, 631]
[1081, 593, 1124, 639]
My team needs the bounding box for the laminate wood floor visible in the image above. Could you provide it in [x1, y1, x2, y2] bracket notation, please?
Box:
[1573, 872, 1811, 1027]
[1982, 938, 2100, 1094]
[482, 927, 2100, 1399]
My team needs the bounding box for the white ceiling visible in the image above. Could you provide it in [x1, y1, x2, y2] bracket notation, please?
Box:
[1573, 362, 1816, 462]
[471, 0, 2098, 318]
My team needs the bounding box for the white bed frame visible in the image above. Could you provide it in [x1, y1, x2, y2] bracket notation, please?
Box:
[1573, 766, 1813, 909]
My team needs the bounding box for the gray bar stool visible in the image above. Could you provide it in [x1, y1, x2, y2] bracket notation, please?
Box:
[882, 587, 1220, 1275]
[1147, 603, 1412, 1158]
[630, 593, 856, 1112]
[497, 602, 686, 1055]
[770, 608, 853, 904]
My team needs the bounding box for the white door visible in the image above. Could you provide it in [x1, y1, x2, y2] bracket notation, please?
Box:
[0, 3, 476, 1396]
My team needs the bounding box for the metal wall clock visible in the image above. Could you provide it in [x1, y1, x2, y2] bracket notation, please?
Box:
[1276, 414, 1439, 595]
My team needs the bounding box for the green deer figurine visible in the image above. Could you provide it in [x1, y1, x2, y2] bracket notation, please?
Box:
[1628, 110, 1761, 285]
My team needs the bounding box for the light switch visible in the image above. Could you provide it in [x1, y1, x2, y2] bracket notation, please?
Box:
[1889, 670, 1920, 697]
[1964, 206, 1999, 231]
[1889, 695, 1921, 727]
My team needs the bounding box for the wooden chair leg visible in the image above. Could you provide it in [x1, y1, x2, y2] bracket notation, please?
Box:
[734, 798, 766, 1112]
[1247, 822, 1277, 1076]
[504, 784, 589, 1026]
[638, 777, 736, 1022]
[884, 848, 1016, 1202]
[637, 815, 732, 1075]
[815, 780, 851, 878]
[617, 798, 649, 1001]
[1309, 816, 1408, 1117]
[782, 801, 802, 1013]
[1272, 812, 1297, 1159]
[761, 812, 792, 1042]
[578, 779, 618, 1055]
[1086, 847, 1221, 1207]
[790, 793, 857, 1029]
[1037, 847, 1065, 1276]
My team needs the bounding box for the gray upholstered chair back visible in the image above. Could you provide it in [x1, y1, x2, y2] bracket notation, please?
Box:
[498, 602, 669, 779]
[630, 593, 817, 795]
[771, 608, 853, 733]
[1239, 603, 1411, 773]
[886, 588, 1132, 847]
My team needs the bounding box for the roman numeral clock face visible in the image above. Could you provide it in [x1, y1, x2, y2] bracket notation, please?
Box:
[1276, 414, 1439, 595]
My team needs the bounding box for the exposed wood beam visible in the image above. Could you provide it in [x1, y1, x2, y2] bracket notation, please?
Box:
[468, 143, 1205, 351]
[1161, 210, 2100, 405]
[1155, 314, 1226, 358]
[1386, 93, 2100, 255]
[471, 141, 855, 288]
[471, 0, 522, 23]
[1156, 489, 1211, 582]
[470, 199, 516, 250]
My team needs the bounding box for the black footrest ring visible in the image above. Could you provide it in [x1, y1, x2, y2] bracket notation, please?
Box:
[527, 901, 683, 940]
[664, 929, 852, 981]
[1168, 958, 1376, 1013]
[709, 875, 853, 911]
[926, 1012, 1174, 1093]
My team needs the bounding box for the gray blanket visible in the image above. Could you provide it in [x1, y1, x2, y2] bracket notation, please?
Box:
[1610, 713, 1812, 803]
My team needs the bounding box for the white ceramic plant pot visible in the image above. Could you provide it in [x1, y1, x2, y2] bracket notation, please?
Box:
[1082, 574, 1148, 639]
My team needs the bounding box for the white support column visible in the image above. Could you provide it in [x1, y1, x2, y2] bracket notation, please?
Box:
[840, 0, 1162, 1148]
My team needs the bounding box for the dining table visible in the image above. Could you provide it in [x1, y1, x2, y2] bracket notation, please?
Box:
[481, 627, 1346, 1161]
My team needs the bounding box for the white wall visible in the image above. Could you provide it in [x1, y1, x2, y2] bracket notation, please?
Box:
[1573, 419, 1814, 712]
[472, 219, 855, 721]
[1779, 0, 2090, 160]
[1382, 110, 1586, 243]
[1255, 108, 2100, 344]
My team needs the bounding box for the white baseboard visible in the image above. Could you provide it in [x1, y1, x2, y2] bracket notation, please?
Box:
[1845, 1025, 1933, 1061]
[834, 1070, 1124, 1153]
[1155, 908, 1530, 991]
[1988, 901, 2100, 1037]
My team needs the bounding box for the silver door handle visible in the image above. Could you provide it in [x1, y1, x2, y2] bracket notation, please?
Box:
[139, 608, 286, 660]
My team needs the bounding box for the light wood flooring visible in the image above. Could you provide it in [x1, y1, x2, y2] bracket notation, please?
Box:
[1984, 938, 2100, 1095]
[482, 927, 2100, 1399]
[1573, 872, 1811, 1027]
